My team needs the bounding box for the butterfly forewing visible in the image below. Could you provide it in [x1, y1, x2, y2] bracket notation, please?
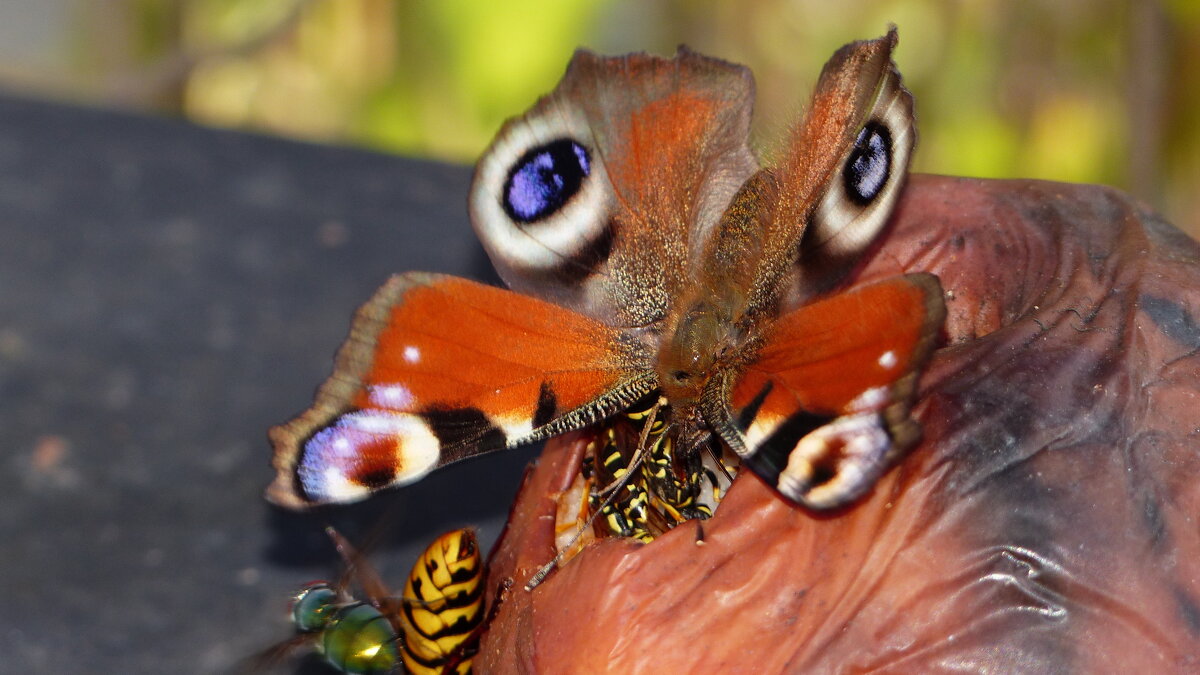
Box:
[797, 35, 916, 290]
[268, 273, 654, 509]
[693, 29, 915, 325]
[470, 48, 758, 328]
[717, 273, 944, 509]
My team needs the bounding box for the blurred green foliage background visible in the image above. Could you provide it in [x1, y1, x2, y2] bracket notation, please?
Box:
[3, 0, 1197, 235]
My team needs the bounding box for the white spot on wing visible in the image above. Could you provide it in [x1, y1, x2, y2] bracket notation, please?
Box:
[848, 386, 889, 412]
[403, 345, 420, 363]
[368, 384, 415, 410]
[496, 413, 534, 442]
[744, 413, 784, 455]
[878, 350, 897, 369]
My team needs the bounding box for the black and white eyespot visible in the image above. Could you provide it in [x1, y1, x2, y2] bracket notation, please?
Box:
[469, 104, 612, 275]
[805, 66, 915, 261]
[843, 121, 892, 205]
[502, 138, 591, 223]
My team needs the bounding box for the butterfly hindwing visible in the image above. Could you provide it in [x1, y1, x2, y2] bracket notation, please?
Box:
[267, 273, 655, 509]
[709, 273, 944, 509]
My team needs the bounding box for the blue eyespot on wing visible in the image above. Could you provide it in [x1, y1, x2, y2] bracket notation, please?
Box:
[502, 139, 591, 223]
[843, 121, 891, 205]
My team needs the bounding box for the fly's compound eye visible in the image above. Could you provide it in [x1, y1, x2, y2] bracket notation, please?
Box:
[291, 583, 338, 633]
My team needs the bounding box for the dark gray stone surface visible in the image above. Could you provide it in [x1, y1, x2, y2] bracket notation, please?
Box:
[0, 93, 536, 673]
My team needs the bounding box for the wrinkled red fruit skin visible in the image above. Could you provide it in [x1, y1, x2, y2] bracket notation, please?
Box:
[477, 175, 1200, 673]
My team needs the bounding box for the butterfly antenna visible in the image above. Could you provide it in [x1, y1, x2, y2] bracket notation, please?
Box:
[598, 396, 664, 497]
[527, 399, 666, 591]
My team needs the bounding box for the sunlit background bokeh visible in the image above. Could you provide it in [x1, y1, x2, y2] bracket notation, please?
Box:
[1, 0, 1196, 235]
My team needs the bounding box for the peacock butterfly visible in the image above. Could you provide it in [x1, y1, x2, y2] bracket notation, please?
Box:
[267, 28, 945, 515]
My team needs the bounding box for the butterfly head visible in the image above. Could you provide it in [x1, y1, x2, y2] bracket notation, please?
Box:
[658, 297, 744, 406]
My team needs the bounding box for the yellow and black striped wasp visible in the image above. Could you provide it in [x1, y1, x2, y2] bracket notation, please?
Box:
[539, 395, 736, 588]
[566, 395, 735, 546]
[393, 529, 485, 675]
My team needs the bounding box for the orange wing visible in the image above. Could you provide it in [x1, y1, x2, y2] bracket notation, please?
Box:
[714, 273, 944, 509]
[268, 273, 654, 509]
